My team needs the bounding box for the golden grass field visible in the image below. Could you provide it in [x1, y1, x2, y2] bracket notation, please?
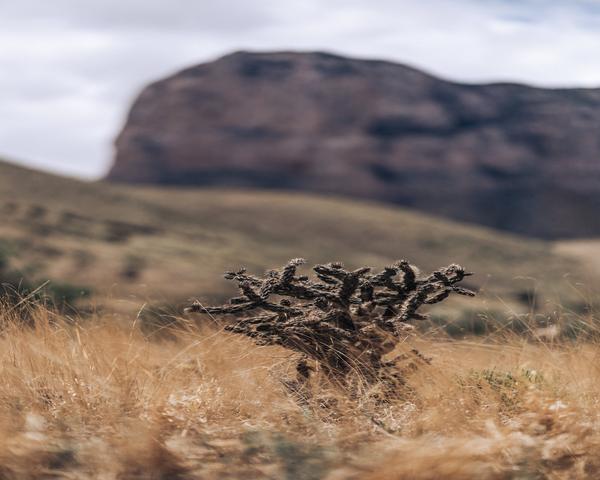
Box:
[2, 302, 600, 479]
[4, 159, 600, 478]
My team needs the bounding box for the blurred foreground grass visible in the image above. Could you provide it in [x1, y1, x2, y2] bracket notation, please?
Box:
[2, 301, 600, 478]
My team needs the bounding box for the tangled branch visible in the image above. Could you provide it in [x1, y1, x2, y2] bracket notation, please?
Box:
[186, 258, 474, 396]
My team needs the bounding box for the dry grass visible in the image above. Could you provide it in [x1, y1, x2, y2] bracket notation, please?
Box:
[1, 303, 600, 479]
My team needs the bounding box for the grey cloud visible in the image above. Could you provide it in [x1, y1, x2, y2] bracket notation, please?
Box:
[1, 0, 278, 33]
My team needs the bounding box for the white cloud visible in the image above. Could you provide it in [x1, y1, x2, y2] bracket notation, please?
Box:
[0, 0, 599, 178]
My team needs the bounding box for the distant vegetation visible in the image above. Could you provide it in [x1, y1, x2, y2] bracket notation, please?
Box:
[0, 239, 89, 309]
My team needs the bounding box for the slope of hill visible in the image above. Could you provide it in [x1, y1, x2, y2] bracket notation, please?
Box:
[107, 50, 600, 239]
[0, 159, 587, 315]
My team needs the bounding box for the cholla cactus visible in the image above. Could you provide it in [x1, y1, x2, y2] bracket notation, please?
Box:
[186, 259, 474, 394]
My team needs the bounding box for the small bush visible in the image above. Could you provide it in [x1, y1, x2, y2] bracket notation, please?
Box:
[187, 258, 474, 397]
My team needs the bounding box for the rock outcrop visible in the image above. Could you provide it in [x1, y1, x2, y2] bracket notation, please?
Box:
[108, 51, 600, 238]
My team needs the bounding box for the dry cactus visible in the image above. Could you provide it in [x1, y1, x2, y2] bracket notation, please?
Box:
[186, 259, 474, 396]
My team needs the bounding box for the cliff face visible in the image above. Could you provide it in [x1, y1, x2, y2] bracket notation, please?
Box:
[108, 51, 600, 238]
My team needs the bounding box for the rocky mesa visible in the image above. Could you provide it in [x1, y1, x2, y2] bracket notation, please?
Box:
[108, 51, 600, 239]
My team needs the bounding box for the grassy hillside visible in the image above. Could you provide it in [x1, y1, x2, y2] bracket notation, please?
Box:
[0, 159, 589, 316]
[3, 160, 600, 477]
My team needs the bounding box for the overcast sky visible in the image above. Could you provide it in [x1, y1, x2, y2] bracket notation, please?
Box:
[1, 0, 600, 179]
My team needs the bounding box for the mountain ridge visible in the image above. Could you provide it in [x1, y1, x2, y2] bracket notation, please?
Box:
[108, 50, 600, 239]
[155, 50, 600, 91]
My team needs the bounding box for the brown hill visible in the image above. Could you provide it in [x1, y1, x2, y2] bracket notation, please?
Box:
[108, 51, 600, 239]
[1, 159, 589, 317]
